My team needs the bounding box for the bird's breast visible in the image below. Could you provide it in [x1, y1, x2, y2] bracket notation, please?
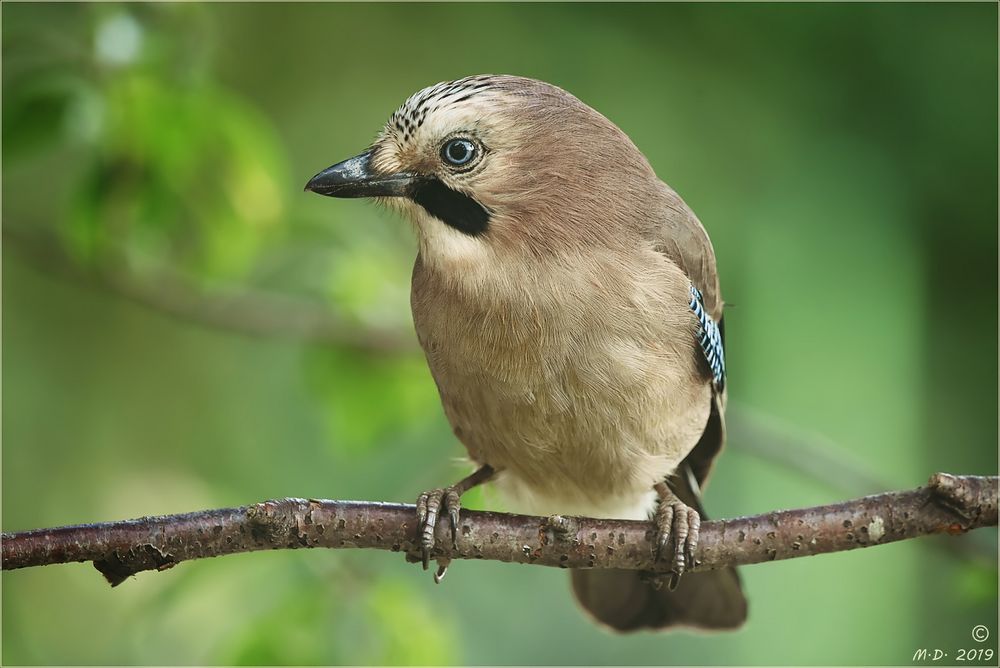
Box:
[410, 249, 711, 519]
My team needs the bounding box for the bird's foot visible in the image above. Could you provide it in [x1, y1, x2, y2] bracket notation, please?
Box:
[652, 482, 701, 590]
[416, 486, 463, 573]
[410, 464, 496, 583]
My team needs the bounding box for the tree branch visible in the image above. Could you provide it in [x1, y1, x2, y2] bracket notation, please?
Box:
[2, 473, 995, 586]
[2, 226, 415, 354]
[5, 226, 983, 554]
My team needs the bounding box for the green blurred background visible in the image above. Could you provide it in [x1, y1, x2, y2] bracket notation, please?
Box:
[3, 3, 997, 665]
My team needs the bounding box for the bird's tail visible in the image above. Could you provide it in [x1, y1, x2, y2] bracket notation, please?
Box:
[570, 462, 747, 632]
[570, 564, 746, 632]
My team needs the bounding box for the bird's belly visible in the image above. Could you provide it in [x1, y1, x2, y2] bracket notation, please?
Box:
[412, 247, 711, 521]
[434, 337, 710, 520]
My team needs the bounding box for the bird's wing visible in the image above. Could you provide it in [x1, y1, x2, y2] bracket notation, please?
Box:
[653, 186, 723, 320]
[689, 285, 726, 392]
[651, 186, 727, 488]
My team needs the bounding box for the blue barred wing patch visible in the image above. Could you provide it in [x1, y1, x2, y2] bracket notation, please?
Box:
[689, 284, 726, 391]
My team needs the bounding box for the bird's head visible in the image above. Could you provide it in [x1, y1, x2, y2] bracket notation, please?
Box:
[306, 75, 661, 268]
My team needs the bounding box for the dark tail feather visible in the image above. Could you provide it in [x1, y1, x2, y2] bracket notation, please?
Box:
[571, 435, 747, 632]
[571, 565, 746, 632]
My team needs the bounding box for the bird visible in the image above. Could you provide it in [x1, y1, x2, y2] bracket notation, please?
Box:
[305, 74, 747, 632]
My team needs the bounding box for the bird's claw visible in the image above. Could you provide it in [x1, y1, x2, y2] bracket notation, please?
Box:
[433, 558, 451, 584]
[415, 486, 463, 573]
[653, 498, 701, 590]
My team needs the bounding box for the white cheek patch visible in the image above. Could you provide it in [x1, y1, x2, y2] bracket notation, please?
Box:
[409, 203, 490, 270]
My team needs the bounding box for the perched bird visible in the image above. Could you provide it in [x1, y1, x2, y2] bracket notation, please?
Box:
[305, 75, 747, 632]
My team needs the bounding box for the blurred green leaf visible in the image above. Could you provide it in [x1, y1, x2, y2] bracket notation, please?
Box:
[65, 74, 289, 280]
[1, 72, 88, 157]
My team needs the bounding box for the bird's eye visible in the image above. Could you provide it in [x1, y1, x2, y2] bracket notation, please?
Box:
[441, 138, 477, 167]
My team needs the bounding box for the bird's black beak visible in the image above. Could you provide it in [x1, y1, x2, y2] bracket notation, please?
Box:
[304, 151, 416, 199]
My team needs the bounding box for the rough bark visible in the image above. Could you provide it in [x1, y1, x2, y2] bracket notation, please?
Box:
[2, 473, 995, 587]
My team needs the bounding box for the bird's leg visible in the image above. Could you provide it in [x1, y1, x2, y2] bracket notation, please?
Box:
[415, 464, 495, 577]
[652, 481, 701, 590]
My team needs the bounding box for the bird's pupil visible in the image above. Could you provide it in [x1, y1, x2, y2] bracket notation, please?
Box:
[445, 139, 474, 165]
